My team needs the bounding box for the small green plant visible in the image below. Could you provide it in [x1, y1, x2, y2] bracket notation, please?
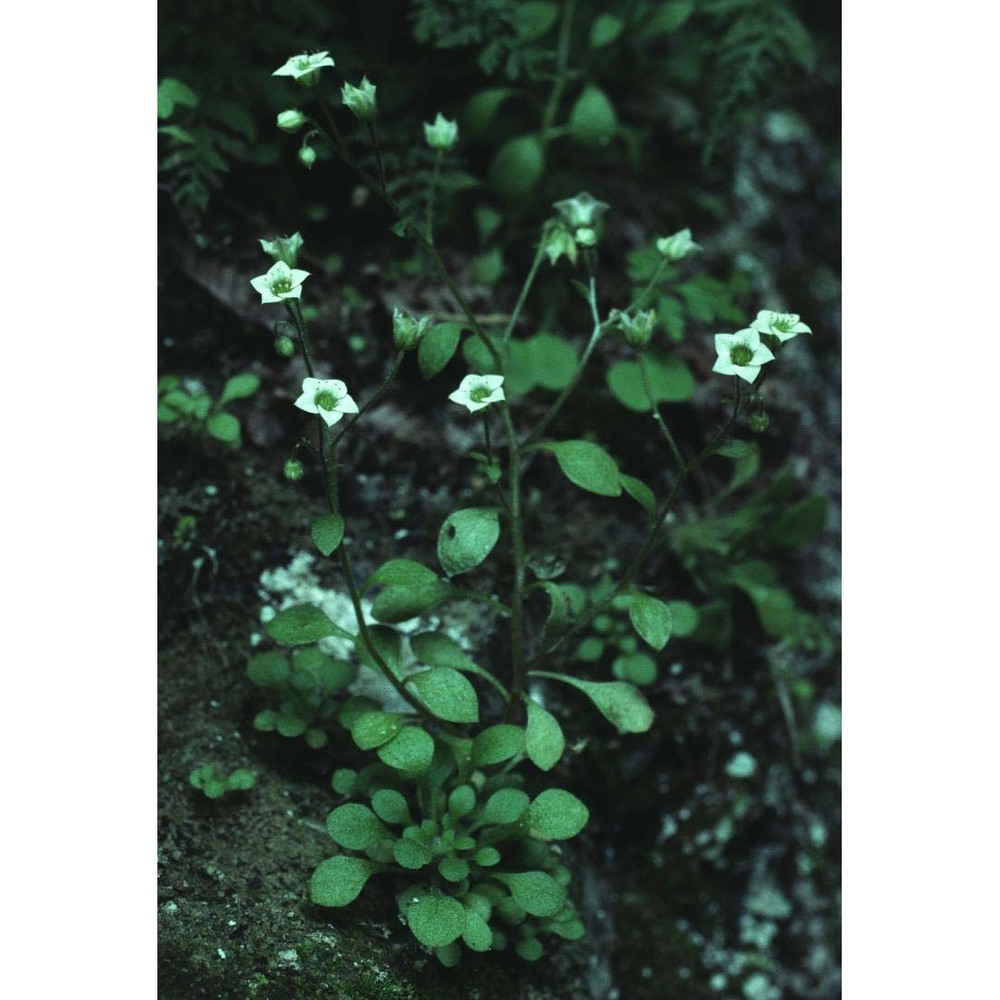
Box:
[225, 42, 825, 967]
[189, 765, 256, 799]
[158, 372, 260, 447]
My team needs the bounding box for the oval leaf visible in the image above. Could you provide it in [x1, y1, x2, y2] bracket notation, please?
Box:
[219, 373, 260, 404]
[310, 856, 379, 908]
[527, 788, 589, 839]
[627, 592, 674, 650]
[530, 672, 654, 733]
[418, 322, 464, 379]
[540, 440, 621, 497]
[568, 85, 617, 147]
[496, 871, 565, 917]
[377, 726, 435, 773]
[407, 895, 467, 948]
[524, 698, 565, 771]
[437, 508, 500, 576]
[311, 513, 345, 556]
[488, 135, 544, 201]
[471, 724, 525, 765]
[408, 667, 480, 724]
[326, 804, 387, 850]
[266, 604, 353, 645]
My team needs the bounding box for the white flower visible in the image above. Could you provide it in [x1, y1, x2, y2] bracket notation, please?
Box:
[272, 51, 336, 86]
[448, 374, 505, 413]
[423, 113, 458, 150]
[656, 228, 701, 262]
[553, 191, 609, 229]
[750, 310, 812, 343]
[341, 77, 377, 120]
[294, 378, 359, 427]
[250, 261, 310, 304]
[712, 329, 775, 384]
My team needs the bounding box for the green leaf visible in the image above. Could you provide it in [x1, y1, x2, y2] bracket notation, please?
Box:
[407, 895, 467, 948]
[527, 788, 589, 840]
[410, 631, 473, 670]
[524, 698, 565, 771]
[590, 13, 624, 48]
[714, 440, 760, 495]
[437, 508, 500, 576]
[418, 322, 464, 379]
[488, 135, 544, 201]
[377, 727, 435, 773]
[246, 651, 289, 687]
[530, 672, 654, 733]
[310, 856, 380, 907]
[351, 711, 402, 750]
[371, 789, 412, 826]
[206, 412, 240, 444]
[495, 872, 565, 917]
[607, 353, 696, 411]
[311, 513, 345, 556]
[472, 247, 504, 285]
[514, 1, 559, 40]
[448, 785, 477, 818]
[158, 77, 198, 119]
[326, 804, 387, 850]
[627, 592, 674, 650]
[770, 495, 828, 546]
[621, 474, 655, 515]
[471, 724, 525, 765]
[481, 788, 530, 825]
[462, 909, 493, 951]
[407, 667, 480, 724]
[394, 838, 432, 869]
[539, 440, 621, 497]
[613, 652, 657, 685]
[534, 581, 571, 646]
[371, 581, 451, 623]
[266, 604, 354, 645]
[568, 85, 617, 148]
[365, 558, 440, 590]
[219, 373, 260, 405]
[667, 600, 699, 637]
[641, 0, 694, 36]
[464, 88, 516, 138]
[439, 858, 470, 882]
[526, 333, 577, 391]
[356, 625, 403, 676]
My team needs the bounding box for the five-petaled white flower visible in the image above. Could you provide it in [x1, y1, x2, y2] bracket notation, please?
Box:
[250, 261, 310, 304]
[750, 310, 812, 343]
[712, 329, 775, 384]
[424, 113, 459, 150]
[448, 374, 505, 413]
[294, 378, 359, 427]
[272, 51, 336, 85]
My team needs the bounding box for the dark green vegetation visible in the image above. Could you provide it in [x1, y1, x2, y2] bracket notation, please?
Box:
[159, 2, 840, 996]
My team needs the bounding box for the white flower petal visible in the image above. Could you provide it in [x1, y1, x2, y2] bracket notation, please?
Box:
[713, 357, 736, 376]
[478, 374, 505, 392]
[295, 392, 319, 414]
[319, 408, 346, 427]
[752, 343, 776, 364]
[290, 269, 311, 286]
[732, 365, 761, 384]
[714, 333, 735, 353]
[336, 394, 360, 414]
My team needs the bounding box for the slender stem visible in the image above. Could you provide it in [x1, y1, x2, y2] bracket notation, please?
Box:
[526, 382, 744, 666]
[367, 119, 388, 194]
[330, 350, 406, 451]
[501, 237, 547, 348]
[426, 148, 443, 244]
[628, 259, 668, 313]
[501, 404, 527, 700]
[540, 0, 577, 139]
[524, 276, 603, 447]
[639, 352, 685, 472]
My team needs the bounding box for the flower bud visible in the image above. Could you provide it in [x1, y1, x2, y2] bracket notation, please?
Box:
[259, 233, 304, 268]
[541, 221, 578, 267]
[298, 145, 317, 170]
[392, 307, 431, 351]
[614, 309, 656, 349]
[341, 77, 377, 120]
[276, 109, 307, 133]
[748, 412, 770, 434]
[574, 227, 597, 247]
[274, 334, 295, 357]
[656, 228, 701, 262]
[283, 459, 304, 481]
[423, 113, 458, 151]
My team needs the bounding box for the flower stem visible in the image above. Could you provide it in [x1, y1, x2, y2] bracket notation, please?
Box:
[426, 148, 443, 244]
[501, 237, 547, 348]
[639, 352, 685, 472]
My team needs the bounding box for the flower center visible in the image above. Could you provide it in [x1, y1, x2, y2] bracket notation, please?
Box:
[295, 57, 313, 71]
[773, 313, 796, 331]
[469, 384, 492, 403]
[271, 276, 291, 293]
[314, 390, 337, 411]
[730, 345, 753, 366]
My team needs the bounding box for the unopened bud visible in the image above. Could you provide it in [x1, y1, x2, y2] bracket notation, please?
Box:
[276, 109, 307, 133]
[615, 309, 656, 349]
[748, 412, 770, 434]
[574, 227, 597, 247]
[283, 459, 304, 482]
[542, 221, 578, 267]
[274, 335, 295, 357]
[393, 307, 431, 351]
[656, 228, 701, 262]
[298, 145, 317, 170]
